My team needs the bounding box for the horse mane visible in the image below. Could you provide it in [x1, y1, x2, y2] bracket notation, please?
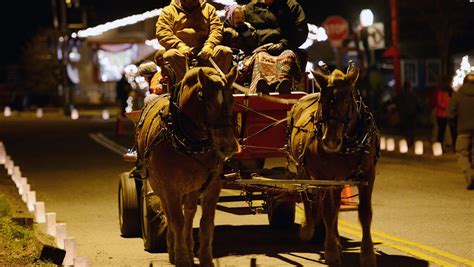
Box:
[180, 67, 223, 91]
[327, 69, 354, 89]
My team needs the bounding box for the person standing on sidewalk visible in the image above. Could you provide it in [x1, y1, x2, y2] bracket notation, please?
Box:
[447, 73, 474, 190]
[116, 73, 131, 117]
[397, 80, 421, 147]
[434, 78, 457, 152]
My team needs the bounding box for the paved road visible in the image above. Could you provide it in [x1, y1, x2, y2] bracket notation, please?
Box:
[0, 115, 472, 266]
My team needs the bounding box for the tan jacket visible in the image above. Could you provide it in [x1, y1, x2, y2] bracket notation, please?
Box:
[156, 0, 223, 51]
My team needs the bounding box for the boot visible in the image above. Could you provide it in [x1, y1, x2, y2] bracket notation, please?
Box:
[256, 79, 270, 95]
[276, 78, 292, 94]
[467, 173, 474, 190]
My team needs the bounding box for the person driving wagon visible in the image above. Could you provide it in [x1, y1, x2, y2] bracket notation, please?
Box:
[155, 0, 233, 82]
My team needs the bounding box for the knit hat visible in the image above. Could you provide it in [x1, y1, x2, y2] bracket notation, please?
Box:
[225, 4, 241, 27]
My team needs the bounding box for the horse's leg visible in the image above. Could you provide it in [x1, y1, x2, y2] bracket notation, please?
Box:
[198, 177, 222, 267]
[321, 188, 342, 265]
[334, 187, 343, 251]
[358, 167, 376, 267]
[155, 195, 176, 264]
[153, 189, 176, 264]
[300, 188, 324, 241]
[183, 192, 200, 263]
[299, 189, 315, 241]
[161, 190, 193, 267]
[165, 216, 175, 264]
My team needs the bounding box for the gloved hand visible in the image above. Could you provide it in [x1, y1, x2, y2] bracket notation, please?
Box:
[177, 44, 192, 56]
[236, 22, 252, 37]
[198, 45, 213, 61]
[235, 23, 249, 33]
[267, 43, 284, 55]
[224, 27, 238, 38]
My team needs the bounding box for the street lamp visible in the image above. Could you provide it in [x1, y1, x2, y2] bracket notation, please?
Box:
[357, 9, 374, 73]
[360, 9, 374, 27]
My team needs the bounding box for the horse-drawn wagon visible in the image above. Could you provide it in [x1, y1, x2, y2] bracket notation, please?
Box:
[118, 59, 379, 266]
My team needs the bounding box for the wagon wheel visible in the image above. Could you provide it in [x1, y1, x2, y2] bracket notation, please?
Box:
[141, 181, 167, 252]
[118, 172, 141, 237]
[266, 196, 296, 229]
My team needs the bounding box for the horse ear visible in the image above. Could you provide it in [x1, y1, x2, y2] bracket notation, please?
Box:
[198, 68, 208, 89]
[346, 68, 359, 87]
[225, 66, 239, 87]
[311, 70, 329, 90]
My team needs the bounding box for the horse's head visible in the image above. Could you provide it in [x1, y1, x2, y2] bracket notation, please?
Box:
[179, 66, 239, 159]
[313, 66, 359, 153]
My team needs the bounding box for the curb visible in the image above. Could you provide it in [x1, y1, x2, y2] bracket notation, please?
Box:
[2, 106, 120, 120]
[0, 142, 89, 266]
[0, 169, 60, 265]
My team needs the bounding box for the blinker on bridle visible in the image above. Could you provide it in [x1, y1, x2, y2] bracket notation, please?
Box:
[198, 82, 233, 132]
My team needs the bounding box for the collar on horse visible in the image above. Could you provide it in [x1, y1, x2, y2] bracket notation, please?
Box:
[135, 82, 219, 193]
[288, 91, 380, 181]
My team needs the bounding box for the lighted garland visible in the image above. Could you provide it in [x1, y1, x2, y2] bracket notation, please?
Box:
[452, 55, 474, 91]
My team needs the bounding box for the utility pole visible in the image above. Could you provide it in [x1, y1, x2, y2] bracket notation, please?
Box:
[59, 0, 71, 114]
[389, 0, 401, 95]
[51, 0, 59, 30]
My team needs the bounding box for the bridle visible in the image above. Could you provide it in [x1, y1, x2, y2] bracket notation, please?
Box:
[197, 81, 234, 131]
[169, 69, 234, 154]
[318, 85, 355, 125]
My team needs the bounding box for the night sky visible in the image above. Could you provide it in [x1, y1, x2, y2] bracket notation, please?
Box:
[0, 0, 472, 66]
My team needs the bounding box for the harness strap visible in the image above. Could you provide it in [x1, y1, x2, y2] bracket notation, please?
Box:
[235, 102, 280, 122]
[238, 94, 250, 139]
[242, 117, 289, 142]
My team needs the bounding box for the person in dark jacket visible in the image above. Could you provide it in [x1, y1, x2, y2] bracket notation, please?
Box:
[244, 0, 308, 51]
[243, 0, 308, 93]
[447, 73, 474, 190]
[222, 4, 259, 56]
[397, 80, 422, 147]
[116, 73, 131, 116]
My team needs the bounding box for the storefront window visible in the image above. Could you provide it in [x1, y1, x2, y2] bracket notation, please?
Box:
[96, 44, 138, 82]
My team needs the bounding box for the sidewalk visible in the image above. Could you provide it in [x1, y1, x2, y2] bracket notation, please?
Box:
[1, 106, 120, 120]
[2, 106, 458, 160]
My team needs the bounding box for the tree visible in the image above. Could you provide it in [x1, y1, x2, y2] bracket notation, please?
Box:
[400, 0, 473, 76]
[19, 28, 62, 106]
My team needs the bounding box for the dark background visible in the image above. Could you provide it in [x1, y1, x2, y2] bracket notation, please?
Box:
[0, 0, 472, 65]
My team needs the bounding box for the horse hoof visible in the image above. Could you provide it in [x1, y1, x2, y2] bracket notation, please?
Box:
[169, 254, 175, 265]
[199, 255, 214, 267]
[199, 262, 214, 267]
[360, 253, 377, 267]
[324, 251, 342, 266]
[174, 260, 194, 267]
[299, 224, 315, 241]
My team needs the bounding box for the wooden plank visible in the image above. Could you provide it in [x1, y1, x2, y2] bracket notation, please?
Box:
[234, 177, 367, 187]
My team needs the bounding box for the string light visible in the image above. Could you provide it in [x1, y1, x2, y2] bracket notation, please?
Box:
[72, 3, 327, 44]
[452, 55, 474, 91]
[74, 9, 163, 38]
[145, 39, 163, 50]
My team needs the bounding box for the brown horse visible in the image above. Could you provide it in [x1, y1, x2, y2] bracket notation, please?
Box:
[288, 64, 379, 266]
[136, 66, 238, 267]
